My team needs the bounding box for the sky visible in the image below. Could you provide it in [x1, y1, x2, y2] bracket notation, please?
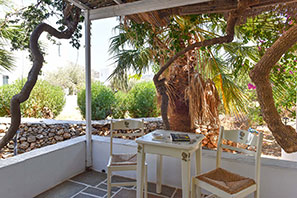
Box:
[1, 0, 120, 83]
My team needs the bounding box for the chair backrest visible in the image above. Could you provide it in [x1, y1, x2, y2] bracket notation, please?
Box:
[216, 126, 263, 189]
[110, 119, 144, 156]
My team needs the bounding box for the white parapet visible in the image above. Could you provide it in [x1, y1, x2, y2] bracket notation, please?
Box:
[0, 136, 86, 198]
[92, 135, 297, 198]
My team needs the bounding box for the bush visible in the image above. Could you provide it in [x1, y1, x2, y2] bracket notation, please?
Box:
[45, 63, 85, 95]
[127, 81, 159, 118]
[0, 79, 65, 118]
[112, 91, 128, 119]
[77, 82, 115, 120]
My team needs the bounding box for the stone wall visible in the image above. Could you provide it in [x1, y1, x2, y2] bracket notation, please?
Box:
[0, 117, 281, 159]
[0, 118, 164, 159]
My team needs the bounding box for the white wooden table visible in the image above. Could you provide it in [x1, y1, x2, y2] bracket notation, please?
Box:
[136, 130, 204, 198]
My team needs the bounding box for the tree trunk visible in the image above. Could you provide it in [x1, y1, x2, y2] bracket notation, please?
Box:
[153, 1, 248, 131]
[167, 60, 192, 132]
[0, 5, 81, 150]
[250, 23, 297, 153]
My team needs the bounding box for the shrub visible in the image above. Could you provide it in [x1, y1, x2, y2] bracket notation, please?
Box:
[45, 63, 85, 95]
[77, 82, 115, 120]
[112, 91, 128, 119]
[127, 81, 159, 118]
[0, 79, 65, 118]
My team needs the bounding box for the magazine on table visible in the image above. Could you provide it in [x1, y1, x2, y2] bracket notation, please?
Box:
[170, 133, 191, 142]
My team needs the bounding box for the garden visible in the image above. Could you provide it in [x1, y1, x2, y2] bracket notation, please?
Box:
[0, 76, 286, 159]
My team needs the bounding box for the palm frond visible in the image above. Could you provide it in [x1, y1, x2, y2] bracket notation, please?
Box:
[213, 73, 248, 114]
[108, 47, 153, 80]
[0, 43, 14, 72]
[194, 48, 248, 115]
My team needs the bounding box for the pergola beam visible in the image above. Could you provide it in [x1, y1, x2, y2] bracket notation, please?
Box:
[67, 0, 90, 10]
[89, 0, 212, 20]
[113, 0, 122, 5]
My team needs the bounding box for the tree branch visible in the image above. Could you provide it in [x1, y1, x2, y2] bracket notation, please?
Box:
[153, 0, 249, 130]
[0, 6, 81, 150]
[250, 23, 297, 153]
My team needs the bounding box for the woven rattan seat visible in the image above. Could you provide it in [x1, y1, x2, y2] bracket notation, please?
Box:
[110, 153, 137, 166]
[197, 168, 255, 194]
[191, 127, 263, 198]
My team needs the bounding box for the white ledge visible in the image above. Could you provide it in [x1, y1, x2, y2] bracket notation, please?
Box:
[92, 135, 297, 170]
[0, 136, 85, 168]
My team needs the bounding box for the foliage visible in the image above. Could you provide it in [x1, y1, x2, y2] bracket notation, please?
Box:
[3, 0, 83, 53]
[109, 16, 255, 116]
[112, 91, 128, 119]
[238, 11, 297, 120]
[77, 82, 115, 120]
[109, 12, 297, 125]
[109, 73, 140, 93]
[44, 63, 85, 95]
[126, 81, 159, 118]
[0, 79, 65, 118]
[0, 2, 15, 71]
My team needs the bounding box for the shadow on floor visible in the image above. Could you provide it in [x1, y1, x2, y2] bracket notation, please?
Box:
[34, 170, 189, 198]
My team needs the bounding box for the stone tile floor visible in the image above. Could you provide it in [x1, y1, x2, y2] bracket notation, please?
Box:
[35, 170, 189, 198]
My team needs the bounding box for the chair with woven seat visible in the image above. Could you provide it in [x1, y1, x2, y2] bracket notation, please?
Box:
[107, 119, 147, 198]
[191, 126, 263, 198]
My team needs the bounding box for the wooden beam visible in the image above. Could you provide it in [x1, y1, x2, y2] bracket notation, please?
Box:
[67, 0, 90, 10]
[179, 0, 297, 15]
[179, 0, 237, 15]
[89, 0, 212, 20]
[113, 0, 122, 5]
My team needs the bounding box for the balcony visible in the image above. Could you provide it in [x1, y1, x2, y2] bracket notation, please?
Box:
[1, 134, 297, 198]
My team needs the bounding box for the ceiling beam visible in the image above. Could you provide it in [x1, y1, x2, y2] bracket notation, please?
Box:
[178, 0, 297, 15]
[89, 0, 212, 20]
[113, 0, 122, 5]
[67, 0, 90, 10]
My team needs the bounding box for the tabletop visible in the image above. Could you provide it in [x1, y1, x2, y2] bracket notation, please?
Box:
[136, 129, 204, 150]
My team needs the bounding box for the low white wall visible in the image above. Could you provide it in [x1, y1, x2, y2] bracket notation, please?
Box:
[0, 136, 86, 198]
[92, 136, 297, 198]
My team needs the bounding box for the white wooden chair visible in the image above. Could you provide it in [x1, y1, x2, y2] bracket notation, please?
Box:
[107, 119, 148, 198]
[191, 126, 263, 198]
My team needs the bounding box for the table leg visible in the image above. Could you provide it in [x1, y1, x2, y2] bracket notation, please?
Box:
[137, 144, 145, 198]
[195, 142, 202, 175]
[194, 143, 202, 198]
[156, 155, 163, 193]
[181, 152, 191, 198]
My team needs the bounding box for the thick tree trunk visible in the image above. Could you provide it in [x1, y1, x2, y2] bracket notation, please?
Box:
[153, 1, 248, 130]
[0, 6, 81, 150]
[154, 78, 170, 130]
[250, 23, 297, 153]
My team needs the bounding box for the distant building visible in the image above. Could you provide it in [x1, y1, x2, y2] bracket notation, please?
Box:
[0, 73, 10, 86]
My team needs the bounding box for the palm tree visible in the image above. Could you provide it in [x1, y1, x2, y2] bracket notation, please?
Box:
[109, 15, 254, 132]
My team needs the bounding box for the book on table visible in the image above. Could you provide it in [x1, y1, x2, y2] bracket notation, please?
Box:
[170, 133, 190, 141]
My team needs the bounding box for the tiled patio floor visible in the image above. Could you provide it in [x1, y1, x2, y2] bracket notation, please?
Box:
[35, 170, 186, 198]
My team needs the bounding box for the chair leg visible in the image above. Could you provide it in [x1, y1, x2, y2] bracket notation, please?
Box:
[254, 190, 259, 198]
[191, 177, 196, 198]
[144, 165, 148, 198]
[107, 168, 112, 198]
[191, 177, 201, 198]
